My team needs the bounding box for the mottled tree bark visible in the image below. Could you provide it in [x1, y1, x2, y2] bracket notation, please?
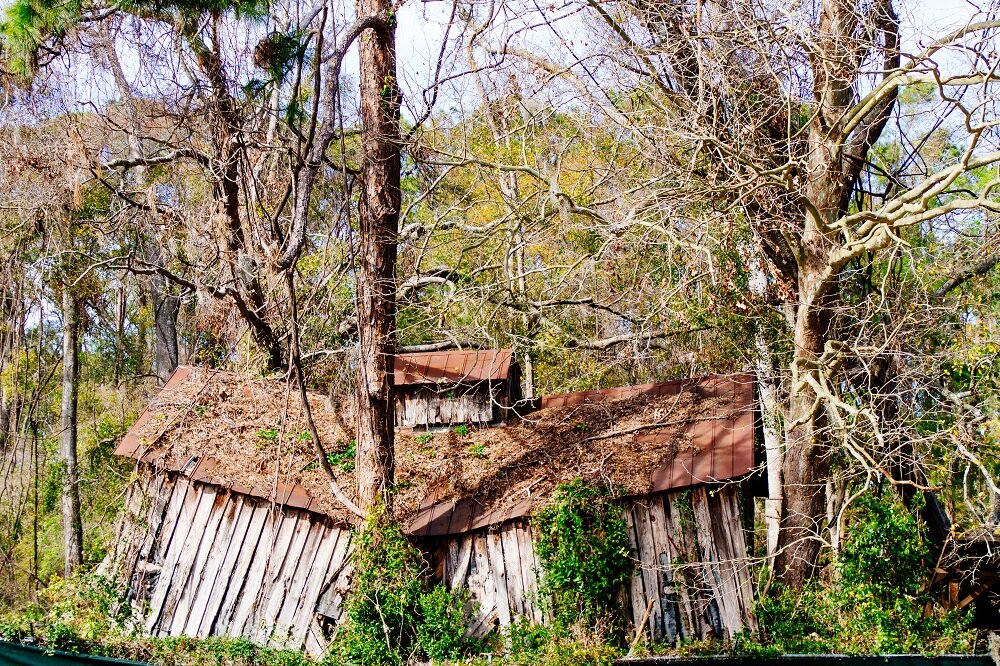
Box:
[354, 0, 399, 511]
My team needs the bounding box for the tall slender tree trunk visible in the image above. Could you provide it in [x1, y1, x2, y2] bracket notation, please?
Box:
[354, 0, 400, 511]
[60, 287, 83, 575]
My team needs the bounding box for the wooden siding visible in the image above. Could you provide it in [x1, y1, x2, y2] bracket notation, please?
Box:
[105, 472, 754, 652]
[395, 382, 497, 428]
[425, 485, 755, 642]
[427, 521, 548, 637]
[105, 470, 353, 657]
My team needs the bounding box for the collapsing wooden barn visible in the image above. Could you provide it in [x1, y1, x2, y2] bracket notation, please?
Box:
[106, 357, 760, 657]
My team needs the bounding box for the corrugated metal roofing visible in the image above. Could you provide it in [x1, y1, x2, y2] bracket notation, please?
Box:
[116, 364, 756, 536]
[407, 373, 756, 537]
[394, 349, 513, 385]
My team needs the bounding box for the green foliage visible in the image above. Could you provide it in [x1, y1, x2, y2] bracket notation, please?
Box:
[0, 0, 82, 78]
[533, 479, 633, 630]
[253, 30, 308, 82]
[326, 440, 356, 472]
[0, 571, 130, 651]
[416, 432, 434, 446]
[115, 0, 269, 21]
[757, 493, 975, 654]
[499, 619, 620, 666]
[333, 506, 481, 665]
[415, 584, 480, 662]
[467, 443, 487, 459]
[453, 424, 470, 437]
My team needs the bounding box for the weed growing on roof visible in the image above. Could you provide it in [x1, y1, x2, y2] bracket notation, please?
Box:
[332, 504, 481, 665]
[326, 440, 356, 471]
[256, 427, 279, 446]
[534, 479, 633, 632]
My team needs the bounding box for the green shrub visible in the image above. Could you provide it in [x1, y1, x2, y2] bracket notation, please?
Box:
[534, 479, 634, 631]
[758, 492, 974, 654]
[416, 584, 481, 661]
[333, 505, 482, 665]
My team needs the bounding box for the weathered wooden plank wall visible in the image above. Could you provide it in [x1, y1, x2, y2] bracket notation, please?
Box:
[107, 470, 353, 657]
[622, 485, 756, 642]
[106, 472, 754, 652]
[395, 384, 495, 428]
[429, 486, 755, 642]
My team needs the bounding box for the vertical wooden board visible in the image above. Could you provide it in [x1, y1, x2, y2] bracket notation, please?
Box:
[647, 495, 680, 642]
[165, 487, 231, 635]
[708, 489, 743, 635]
[273, 518, 326, 638]
[129, 473, 180, 608]
[499, 526, 524, 618]
[486, 530, 512, 626]
[251, 511, 304, 644]
[195, 495, 255, 637]
[527, 524, 551, 623]
[623, 505, 649, 635]
[259, 511, 314, 644]
[446, 537, 474, 591]
[467, 534, 498, 637]
[232, 508, 296, 638]
[145, 480, 203, 633]
[711, 488, 755, 634]
[316, 549, 354, 626]
[632, 499, 663, 640]
[515, 525, 543, 624]
[664, 490, 700, 640]
[287, 524, 346, 649]
[104, 472, 152, 578]
[183, 493, 246, 636]
[314, 529, 354, 621]
[158, 484, 223, 635]
[211, 501, 273, 635]
[690, 488, 726, 638]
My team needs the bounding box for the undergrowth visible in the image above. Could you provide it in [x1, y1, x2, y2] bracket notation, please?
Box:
[331, 503, 481, 665]
[0, 487, 976, 665]
[753, 493, 975, 654]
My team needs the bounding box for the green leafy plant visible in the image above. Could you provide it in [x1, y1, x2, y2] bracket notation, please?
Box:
[468, 443, 487, 459]
[534, 479, 634, 631]
[757, 492, 974, 654]
[326, 440, 356, 472]
[416, 432, 434, 445]
[453, 424, 470, 437]
[334, 506, 481, 665]
[257, 428, 279, 446]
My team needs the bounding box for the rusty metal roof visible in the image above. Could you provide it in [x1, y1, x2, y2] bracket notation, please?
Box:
[407, 373, 756, 537]
[394, 349, 514, 385]
[116, 366, 756, 537]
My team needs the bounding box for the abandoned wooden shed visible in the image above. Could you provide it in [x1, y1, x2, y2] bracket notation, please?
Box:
[106, 358, 760, 657]
[393, 349, 522, 429]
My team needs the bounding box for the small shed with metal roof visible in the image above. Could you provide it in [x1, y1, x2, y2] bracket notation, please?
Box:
[104, 356, 761, 657]
[393, 349, 522, 429]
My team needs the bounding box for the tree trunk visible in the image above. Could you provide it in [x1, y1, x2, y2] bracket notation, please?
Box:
[60, 287, 83, 575]
[773, 285, 835, 587]
[149, 268, 180, 384]
[354, 0, 399, 512]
